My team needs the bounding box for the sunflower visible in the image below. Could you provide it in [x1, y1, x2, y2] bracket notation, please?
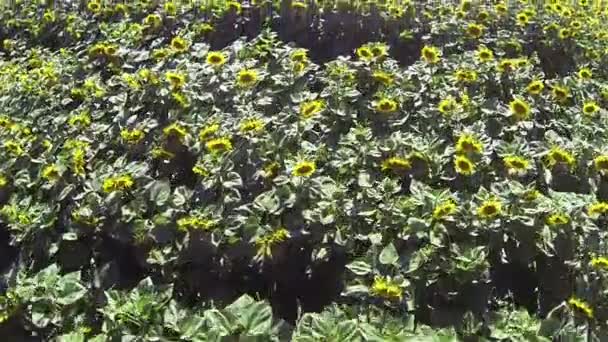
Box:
[170, 37, 189, 53]
[477, 199, 502, 220]
[516, 12, 530, 25]
[526, 80, 544, 95]
[546, 213, 570, 226]
[102, 175, 134, 193]
[581, 101, 600, 116]
[120, 129, 145, 144]
[454, 69, 477, 84]
[522, 189, 541, 202]
[591, 257, 608, 270]
[551, 85, 570, 103]
[558, 28, 571, 39]
[381, 157, 412, 175]
[370, 44, 388, 58]
[172, 92, 190, 108]
[466, 23, 484, 38]
[372, 71, 394, 86]
[370, 276, 402, 301]
[143, 14, 162, 28]
[165, 71, 186, 91]
[236, 69, 258, 88]
[292, 161, 316, 177]
[290, 49, 308, 62]
[509, 98, 531, 120]
[455, 134, 483, 155]
[205, 137, 233, 154]
[206, 51, 227, 67]
[199, 123, 220, 141]
[375, 98, 399, 114]
[300, 100, 325, 119]
[239, 118, 265, 134]
[497, 59, 516, 73]
[588, 202, 608, 218]
[503, 155, 530, 174]
[578, 67, 592, 80]
[421, 45, 440, 64]
[567, 298, 593, 319]
[438, 97, 457, 115]
[546, 147, 576, 168]
[356, 46, 373, 61]
[454, 155, 476, 175]
[432, 200, 457, 220]
[42, 164, 60, 182]
[163, 123, 188, 142]
[0, 175, 7, 187]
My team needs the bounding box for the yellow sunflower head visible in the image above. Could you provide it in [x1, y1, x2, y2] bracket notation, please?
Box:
[370, 276, 403, 301]
[551, 85, 570, 103]
[578, 67, 593, 80]
[509, 98, 531, 120]
[546, 212, 570, 226]
[526, 80, 544, 95]
[454, 155, 476, 175]
[42, 164, 61, 182]
[206, 51, 227, 67]
[165, 71, 186, 91]
[421, 45, 441, 64]
[381, 157, 412, 175]
[588, 202, 608, 218]
[239, 118, 265, 134]
[466, 23, 484, 38]
[291, 49, 308, 63]
[583, 101, 600, 116]
[546, 147, 576, 168]
[432, 200, 457, 220]
[567, 298, 593, 319]
[503, 155, 530, 175]
[170, 36, 189, 53]
[477, 199, 502, 220]
[300, 100, 325, 119]
[205, 137, 233, 155]
[372, 71, 394, 86]
[375, 98, 399, 114]
[236, 69, 259, 88]
[163, 123, 188, 142]
[356, 46, 373, 61]
[438, 97, 457, 115]
[292, 160, 316, 177]
[455, 134, 483, 155]
[516, 12, 530, 25]
[590, 256, 608, 271]
[199, 123, 220, 141]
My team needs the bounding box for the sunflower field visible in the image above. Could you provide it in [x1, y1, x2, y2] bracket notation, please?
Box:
[2, 0, 608, 340]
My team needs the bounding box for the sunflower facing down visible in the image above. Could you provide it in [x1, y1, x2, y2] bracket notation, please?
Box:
[546, 212, 570, 226]
[292, 160, 316, 177]
[381, 157, 412, 175]
[567, 297, 593, 319]
[236, 69, 259, 88]
[477, 199, 502, 220]
[300, 100, 325, 119]
[206, 137, 233, 154]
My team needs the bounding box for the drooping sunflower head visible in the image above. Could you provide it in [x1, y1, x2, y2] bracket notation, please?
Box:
[583, 101, 600, 116]
[375, 98, 399, 114]
[594, 155, 608, 173]
[526, 80, 544, 95]
[509, 98, 532, 120]
[199, 123, 220, 141]
[205, 137, 233, 155]
[475, 46, 494, 62]
[239, 118, 265, 134]
[290, 49, 308, 63]
[170, 36, 189, 53]
[300, 100, 325, 119]
[165, 71, 186, 91]
[372, 70, 394, 86]
[551, 85, 570, 103]
[578, 67, 593, 80]
[477, 199, 502, 220]
[567, 297, 593, 319]
[432, 200, 457, 220]
[590, 256, 608, 271]
[546, 147, 576, 169]
[206, 51, 227, 67]
[546, 212, 570, 226]
[455, 134, 483, 155]
[421, 45, 440, 64]
[503, 155, 530, 175]
[381, 157, 412, 175]
[236, 69, 259, 88]
[588, 202, 608, 218]
[466, 23, 484, 38]
[454, 155, 476, 175]
[438, 97, 457, 115]
[292, 160, 316, 177]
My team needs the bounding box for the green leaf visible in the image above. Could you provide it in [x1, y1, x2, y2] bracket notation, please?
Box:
[149, 179, 171, 206]
[379, 243, 399, 265]
[346, 261, 372, 275]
